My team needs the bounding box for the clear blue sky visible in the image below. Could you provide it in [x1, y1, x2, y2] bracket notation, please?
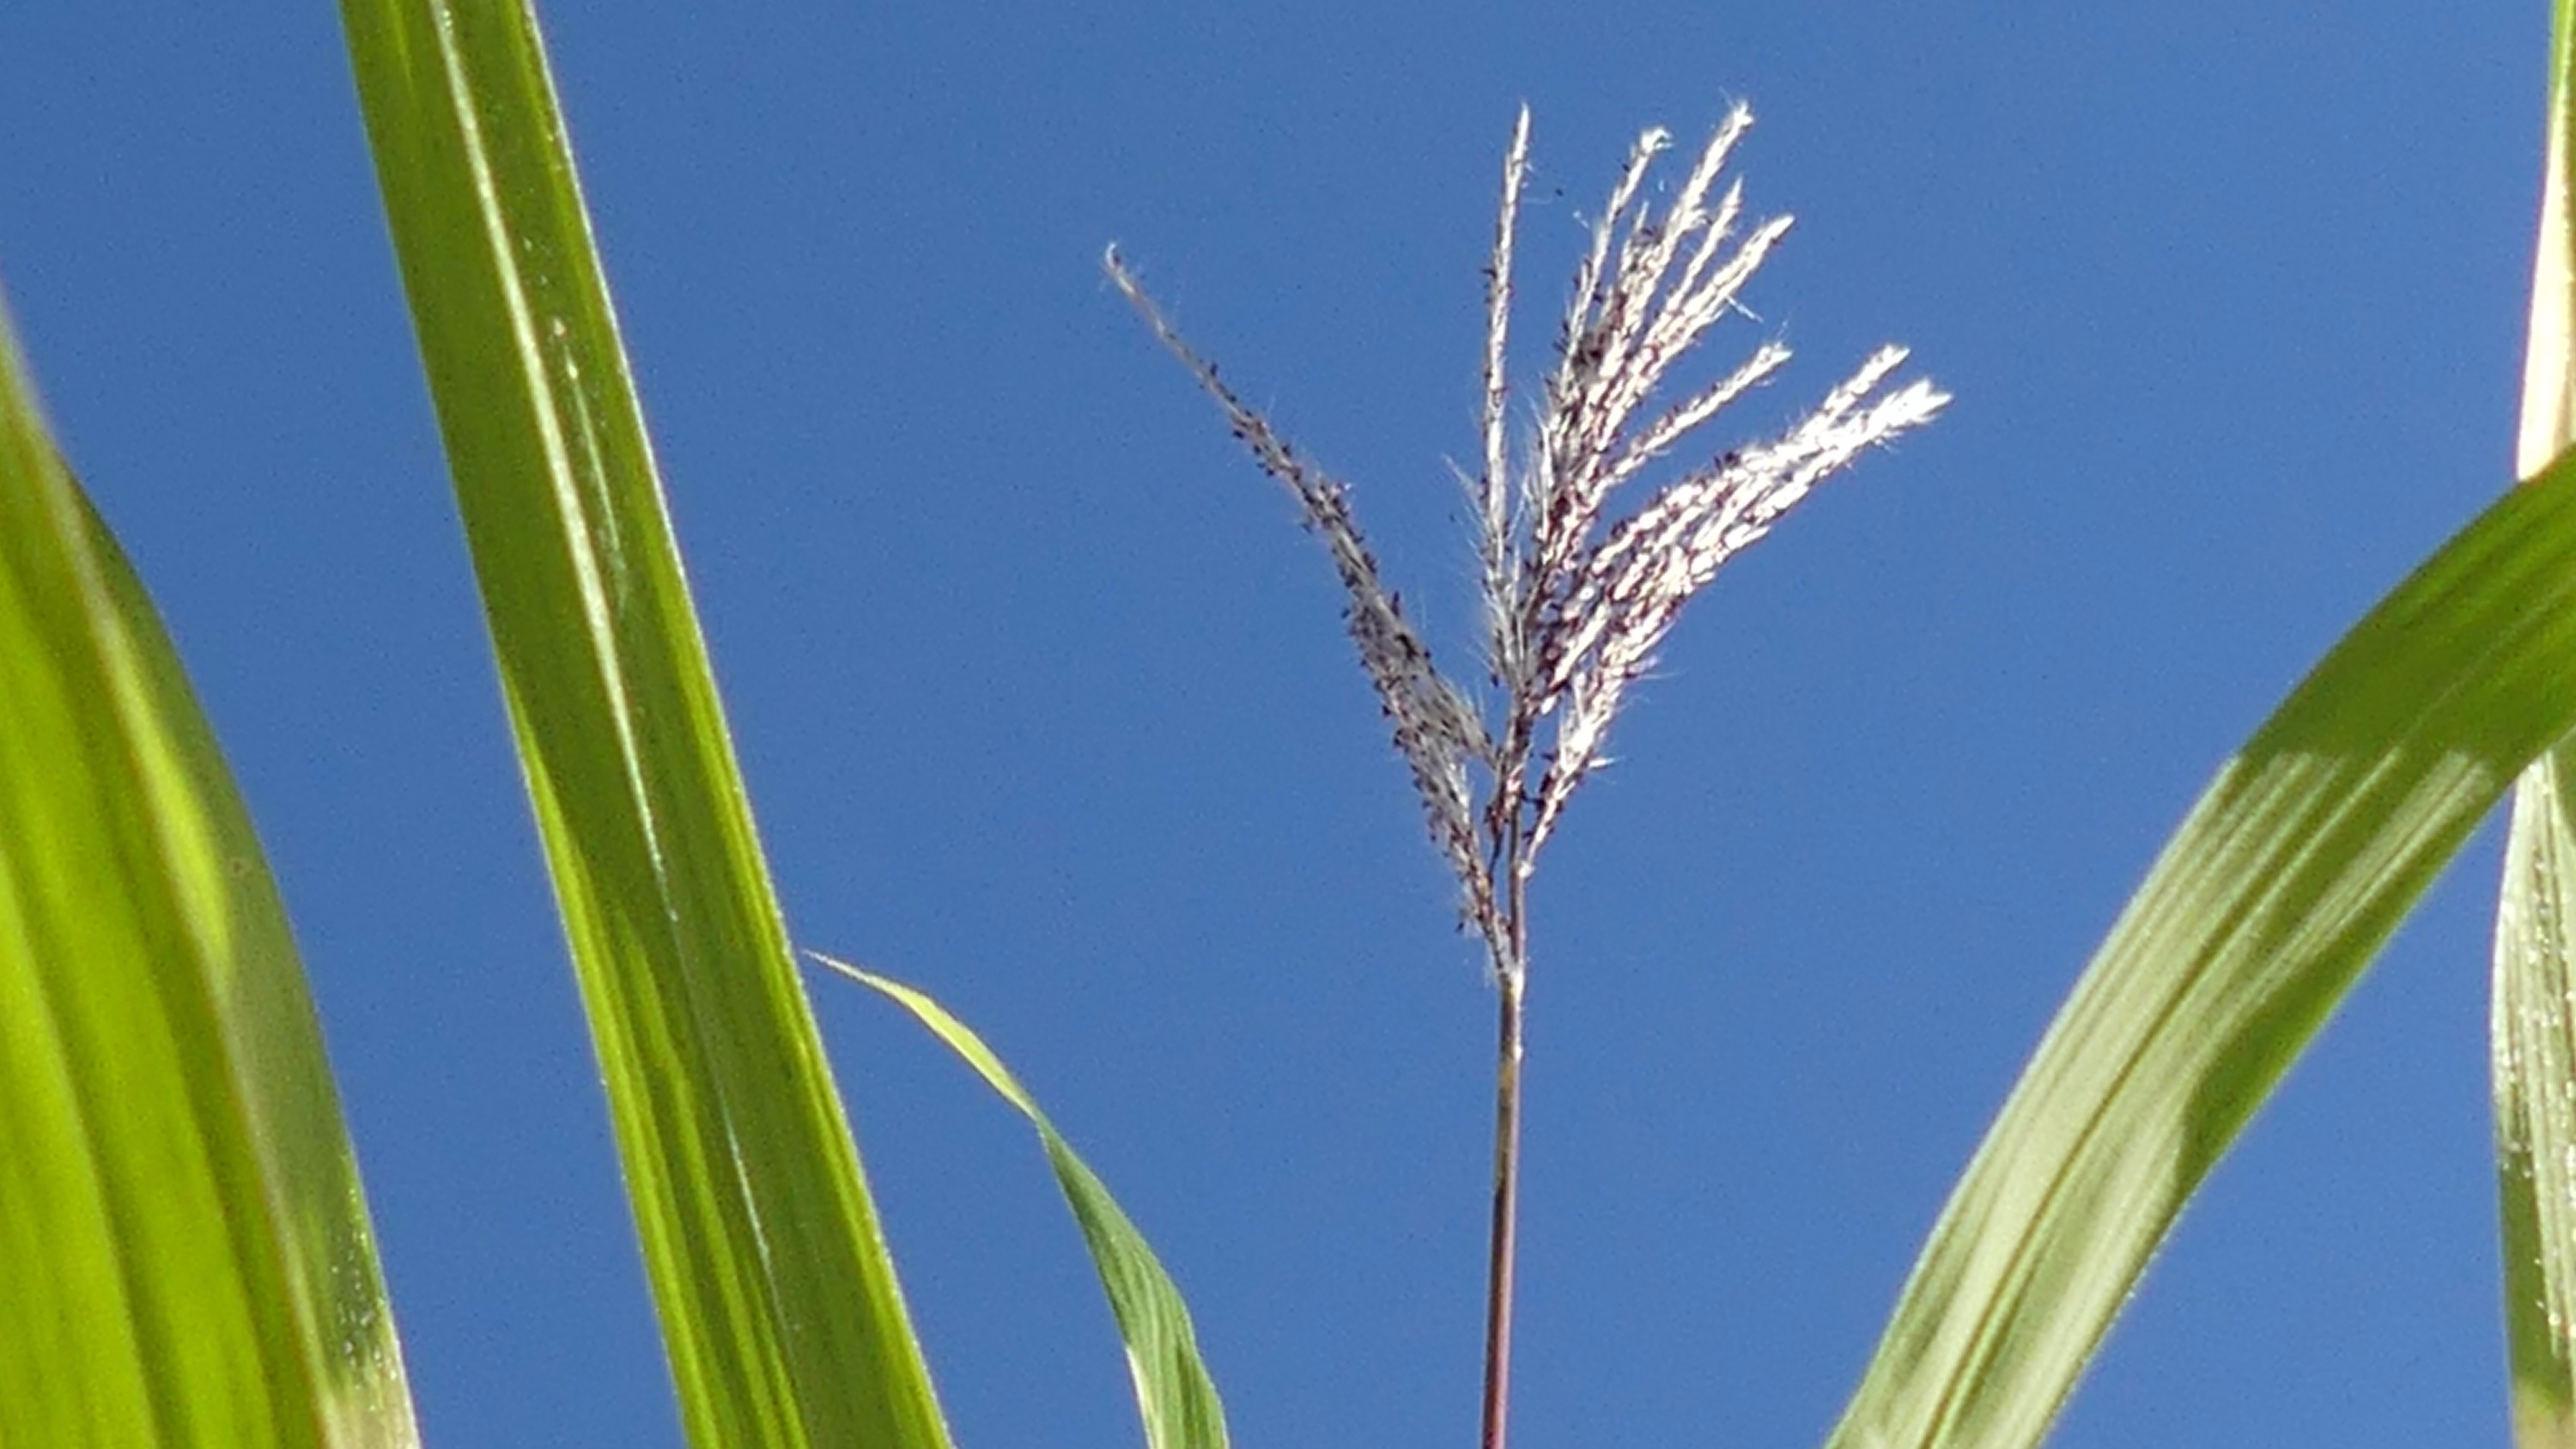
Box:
[0, 4, 2549, 1446]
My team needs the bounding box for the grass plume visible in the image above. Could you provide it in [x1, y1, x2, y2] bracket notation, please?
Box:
[1109, 101, 1945, 1449]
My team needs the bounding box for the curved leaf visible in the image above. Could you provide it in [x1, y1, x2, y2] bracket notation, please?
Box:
[0, 300, 419, 1447]
[336, 6, 951, 1446]
[818, 957, 1230, 1449]
[1827, 446, 2576, 1449]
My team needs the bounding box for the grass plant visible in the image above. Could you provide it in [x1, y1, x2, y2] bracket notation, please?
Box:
[7, 4, 2576, 1449]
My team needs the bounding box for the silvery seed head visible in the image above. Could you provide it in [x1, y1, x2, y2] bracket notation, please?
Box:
[1110, 103, 1946, 972]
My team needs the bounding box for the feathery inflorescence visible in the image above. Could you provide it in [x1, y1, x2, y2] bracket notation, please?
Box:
[1108, 103, 1946, 977]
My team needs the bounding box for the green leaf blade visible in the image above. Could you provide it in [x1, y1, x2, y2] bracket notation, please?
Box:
[0, 304, 420, 1449]
[2490, 8, 2576, 1447]
[827, 959, 1231, 1449]
[335, 6, 950, 1447]
[2496, 753, 2576, 1448]
[1827, 450, 2576, 1449]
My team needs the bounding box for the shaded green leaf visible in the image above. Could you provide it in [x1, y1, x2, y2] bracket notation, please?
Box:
[0, 300, 419, 1448]
[819, 957, 1230, 1449]
[1826, 447, 2576, 1449]
[335, 5, 950, 1446]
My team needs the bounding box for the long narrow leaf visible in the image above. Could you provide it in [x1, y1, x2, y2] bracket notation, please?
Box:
[2493, 5, 2576, 1446]
[1826, 446, 2576, 1449]
[335, 7, 951, 1446]
[2497, 754, 2576, 1448]
[815, 956, 1232, 1449]
[0, 299, 420, 1448]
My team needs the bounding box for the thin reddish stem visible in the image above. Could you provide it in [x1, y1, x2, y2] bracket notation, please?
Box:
[1479, 875, 1530, 1449]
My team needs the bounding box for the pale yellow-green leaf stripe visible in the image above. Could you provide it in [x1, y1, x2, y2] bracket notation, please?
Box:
[0, 297, 420, 1449]
[335, 5, 951, 1446]
[2493, 4, 2576, 1447]
[817, 957, 1231, 1449]
[2497, 753, 2576, 1449]
[1825, 445, 2576, 1449]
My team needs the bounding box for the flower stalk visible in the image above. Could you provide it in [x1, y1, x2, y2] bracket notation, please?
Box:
[1111, 102, 1945, 1449]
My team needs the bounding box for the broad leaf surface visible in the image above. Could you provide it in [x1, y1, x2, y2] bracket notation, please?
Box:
[1827, 447, 2576, 1449]
[0, 302, 419, 1449]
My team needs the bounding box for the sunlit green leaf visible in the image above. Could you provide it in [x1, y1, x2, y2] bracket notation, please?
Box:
[817, 957, 1230, 1449]
[0, 300, 419, 1449]
[1826, 447, 2576, 1449]
[2496, 753, 2576, 1449]
[336, 5, 951, 1446]
[2491, 6, 2576, 1448]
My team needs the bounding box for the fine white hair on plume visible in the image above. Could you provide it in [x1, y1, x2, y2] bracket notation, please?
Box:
[1109, 102, 1946, 966]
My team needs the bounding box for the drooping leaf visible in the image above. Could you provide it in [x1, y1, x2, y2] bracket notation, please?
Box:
[0, 297, 420, 1449]
[1826, 446, 2576, 1449]
[819, 957, 1230, 1449]
[336, 6, 950, 1446]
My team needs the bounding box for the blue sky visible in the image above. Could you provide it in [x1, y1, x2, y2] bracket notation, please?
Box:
[0, 4, 2549, 1446]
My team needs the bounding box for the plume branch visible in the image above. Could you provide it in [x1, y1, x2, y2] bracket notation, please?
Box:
[1105, 247, 1492, 911]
